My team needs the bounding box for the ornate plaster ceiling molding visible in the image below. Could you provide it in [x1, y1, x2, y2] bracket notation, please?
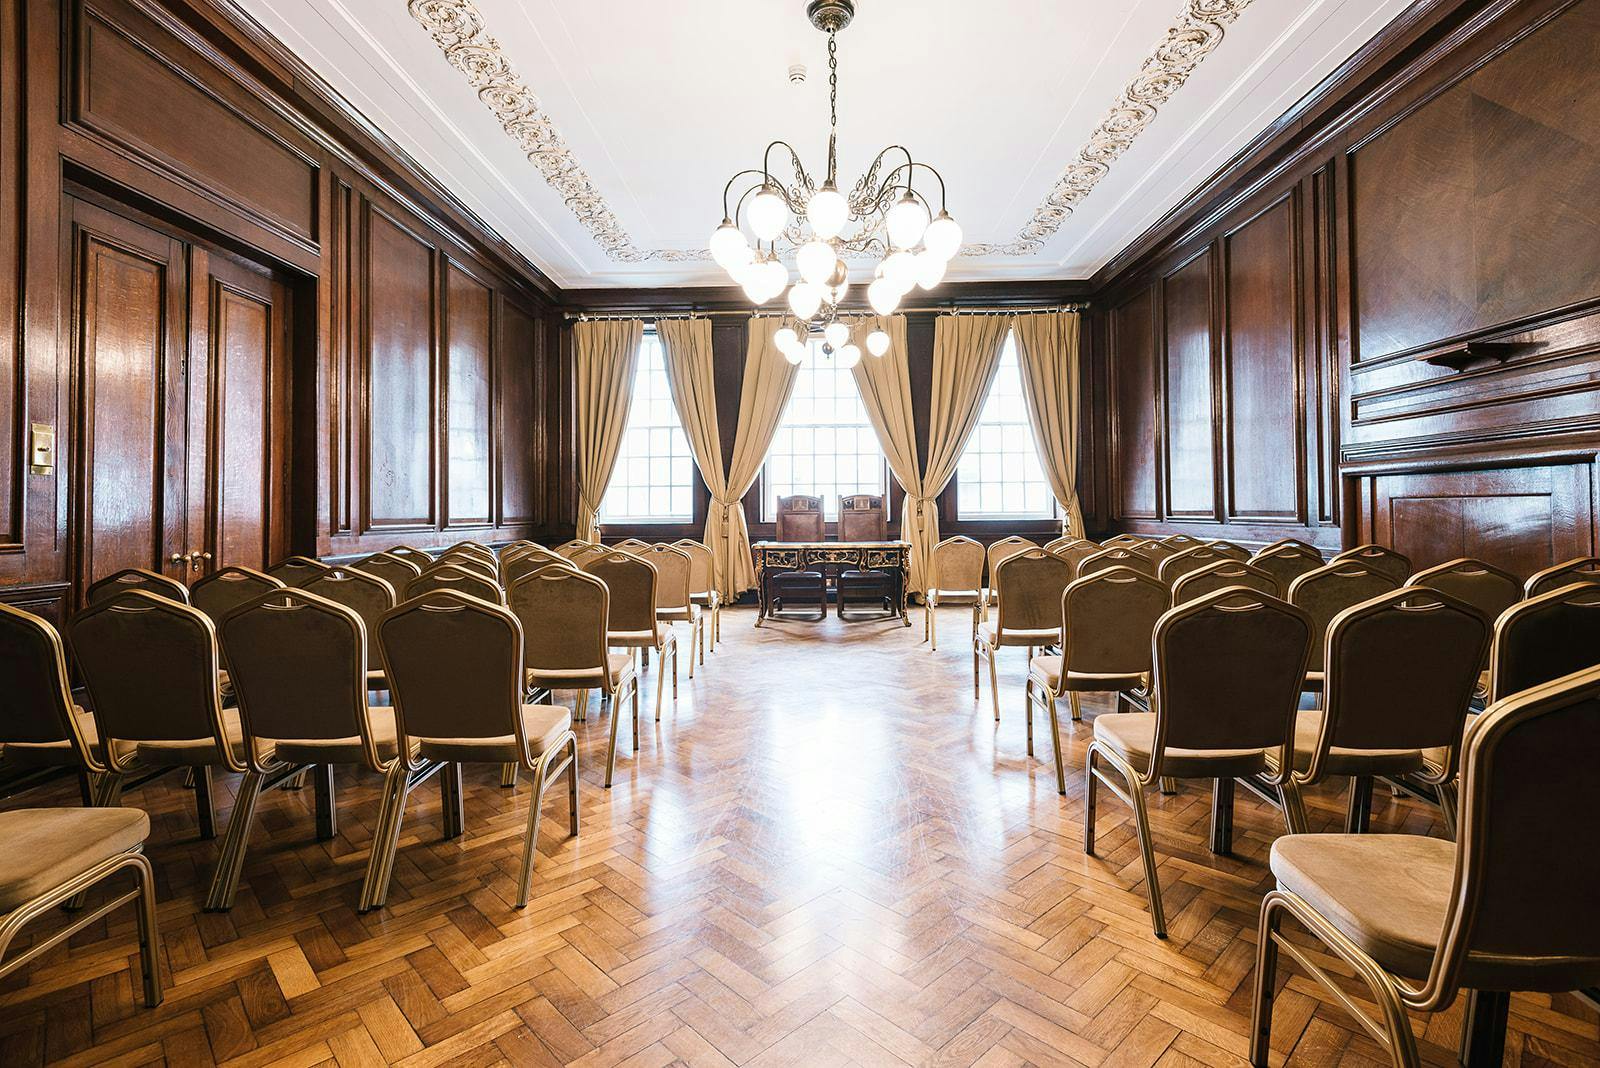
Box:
[408, 0, 1252, 264]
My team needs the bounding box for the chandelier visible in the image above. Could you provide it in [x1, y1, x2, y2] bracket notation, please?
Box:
[708, 0, 961, 368]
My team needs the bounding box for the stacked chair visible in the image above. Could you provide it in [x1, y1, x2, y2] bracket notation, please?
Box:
[924, 535, 985, 651]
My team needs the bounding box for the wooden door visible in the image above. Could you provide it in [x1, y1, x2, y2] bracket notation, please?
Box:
[67, 199, 190, 592]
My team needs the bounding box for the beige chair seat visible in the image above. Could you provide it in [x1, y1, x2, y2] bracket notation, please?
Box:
[1264, 710, 1424, 777]
[416, 704, 571, 764]
[929, 588, 982, 606]
[1027, 654, 1144, 694]
[1093, 712, 1269, 778]
[978, 621, 1059, 647]
[268, 707, 407, 765]
[609, 627, 667, 648]
[1271, 833, 1453, 981]
[0, 706, 137, 768]
[0, 807, 150, 912]
[528, 652, 636, 691]
[657, 603, 700, 622]
[136, 708, 273, 767]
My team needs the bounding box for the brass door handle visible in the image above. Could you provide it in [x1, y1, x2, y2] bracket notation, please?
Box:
[191, 551, 213, 573]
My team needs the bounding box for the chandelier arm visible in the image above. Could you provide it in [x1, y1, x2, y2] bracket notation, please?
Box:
[761, 141, 813, 208]
[722, 168, 770, 220]
[879, 161, 948, 211]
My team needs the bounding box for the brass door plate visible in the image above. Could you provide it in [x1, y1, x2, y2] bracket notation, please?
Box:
[29, 423, 54, 475]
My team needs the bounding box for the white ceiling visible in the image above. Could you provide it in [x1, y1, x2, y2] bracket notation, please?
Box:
[235, 0, 1414, 289]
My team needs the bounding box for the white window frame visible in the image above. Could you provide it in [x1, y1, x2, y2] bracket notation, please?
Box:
[955, 332, 1058, 522]
[760, 340, 889, 522]
[598, 331, 697, 525]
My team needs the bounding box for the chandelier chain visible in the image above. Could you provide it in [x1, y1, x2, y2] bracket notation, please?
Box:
[826, 30, 839, 186]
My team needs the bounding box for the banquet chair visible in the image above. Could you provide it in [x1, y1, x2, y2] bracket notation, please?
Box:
[86, 568, 189, 606]
[766, 495, 827, 619]
[1250, 664, 1600, 1068]
[0, 806, 161, 1008]
[1026, 566, 1168, 793]
[1287, 559, 1400, 693]
[984, 536, 1037, 609]
[1273, 587, 1490, 836]
[1405, 558, 1520, 627]
[554, 540, 594, 558]
[437, 551, 498, 580]
[1331, 543, 1412, 583]
[570, 543, 612, 568]
[1170, 560, 1279, 605]
[267, 555, 329, 587]
[406, 562, 504, 604]
[924, 535, 984, 652]
[1085, 588, 1312, 938]
[614, 538, 652, 554]
[976, 548, 1073, 721]
[387, 545, 435, 571]
[675, 540, 721, 653]
[837, 494, 896, 619]
[303, 568, 397, 692]
[1260, 537, 1322, 555]
[1050, 539, 1100, 580]
[372, 591, 578, 909]
[1136, 540, 1178, 565]
[585, 551, 677, 725]
[1079, 545, 1158, 579]
[356, 551, 423, 596]
[1523, 555, 1600, 597]
[503, 546, 567, 584]
[1100, 534, 1150, 549]
[644, 544, 701, 677]
[1158, 543, 1239, 588]
[0, 603, 114, 794]
[189, 566, 282, 625]
[1250, 541, 1325, 593]
[207, 588, 416, 911]
[1043, 535, 1086, 555]
[1158, 533, 1205, 552]
[1206, 540, 1252, 561]
[446, 540, 495, 560]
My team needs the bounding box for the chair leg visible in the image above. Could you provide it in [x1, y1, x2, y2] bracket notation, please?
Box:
[1127, 776, 1167, 938]
[1459, 990, 1510, 1068]
[313, 764, 337, 841]
[515, 758, 548, 909]
[359, 762, 411, 912]
[1280, 778, 1310, 835]
[972, 634, 981, 699]
[193, 765, 216, 840]
[605, 685, 624, 789]
[205, 768, 267, 912]
[1068, 692, 1082, 723]
[1436, 780, 1459, 840]
[1024, 679, 1036, 757]
[1046, 694, 1066, 796]
[439, 763, 464, 839]
[1248, 893, 1285, 1066]
[672, 640, 679, 700]
[131, 851, 163, 1007]
[565, 735, 580, 837]
[986, 643, 1001, 722]
[1345, 775, 1374, 834]
[501, 763, 519, 788]
[1210, 777, 1235, 855]
[576, 687, 590, 723]
[1083, 746, 1100, 854]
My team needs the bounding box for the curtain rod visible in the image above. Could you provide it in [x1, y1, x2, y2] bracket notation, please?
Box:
[566, 302, 1087, 322]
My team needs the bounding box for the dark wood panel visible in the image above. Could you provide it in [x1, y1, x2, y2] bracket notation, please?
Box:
[496, 299, 539, 528]
[1223, 196, 1303, 521]
[363, 205, 436, 530]
[1110, 288, 1158, 520]
[1162, 251, 1217, 518]
[445, 263, 492, 528]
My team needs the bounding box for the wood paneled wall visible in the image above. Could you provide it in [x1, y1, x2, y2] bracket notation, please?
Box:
[1087, 0, 1600, 575]
[0, 0, 564, 623]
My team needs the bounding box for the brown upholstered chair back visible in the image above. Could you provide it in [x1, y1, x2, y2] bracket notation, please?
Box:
[378, 592, 525, 754]
[220, 589, 381, 771]
[1136, 540, 1178, 563]
[190, 566, 283, 625]
[1158, 544, 1235, 586]
[446, 541, 495, 561]
[1158, 533, 1204, 552]
[1428, 665, 1600, 997]
[1043, 536, 1083, 555]
[995, 549, 1074, 632]
[1050, 540, 1100, 579]
[839, 494, 887, 542]
[1250, 542, 1325, 591]
[437, 551, 497, 580]
[1318, 589, 1489, 774]
[1260, 537, 1320, 555]
[1206, 541, 1252, 562]
[1079, 546, 1157, 579]
[930, 536, 984, 593]
[554, 540, 593, 559]
[675, 541, 716, 596]
[86, 568, 189, 606]
[1331, 543, 1412, 582]
[570, 543, 611, 567]
[303, 568, 396, 662]
[68, 591, 234, 769]
[498, 540, 537, 559]
[1406, 558, 1521, 627]
[1524, 556, 1600, 598]
[356, 552, 423, 595]
[0, 604, 92, 762]
[407, 563, 504, 604]
[1061, 568, 1168, 676]
[1171, 561, 1279, 605]
[643, 545, 693, 611]
[985, 536, 1038, 587]
[584, 552, 658, 633]
[509, 567, 610, 676]
[1287, 560, 1401, 673]
[501, 547, 566, 583]
[775, 495, 824, 542]
[1101, 534, 1150, 549]
[1488, 582, 1600, 701]
[267, 556, 330, 588]
[1151, 589, 1311, 759]
[388, 546, 435, 571]
[614, 539, 653, 554]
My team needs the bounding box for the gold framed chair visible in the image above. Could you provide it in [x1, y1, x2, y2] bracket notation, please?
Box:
[554, 540, 595, 559]
[1026, 566, 1168, 793]
[510, 567, 639, 787]
[1043, 535, 1086, 555]
[356, 551, 423, 596]
[1085, 588, 1312, 938]
[976, 548, 1073, 721]
[0, 603, 118, 792]
[1523, 555, 1600, 597]
[445, 540, 496, 561]
[1405, 558, 1520, 626]
[1136, 540, 1179, 564]
[372, 591, 578, 910]
[1250, 541, 1325, 592]
[437, 551, 498, 580]
[983, 536, 1038, 609]
[1170, 560, 1279, 605]
[924, 535, 984, 652]
[1250, 664, 1600, 1068]
[303, 568, 398, 692]
[675, 540, 721, 654]
[1205, 540, 1252, 561]
[569, 543, 612, 568]
[207, 588, 417, 911]
[502, 546, 568, 585]
[0, 807, 161, 1008]
[767, 495, 827, 619]
[266, 555, 330, 587]
[1079, 545, 1158, 579]
[1259, 537, 1321, 555]
[613, 538, 653, 555]
[1101, 534, 1151, 549]
[1158, 533, 1205, 552]
[387, 545, 435, 571]
[585, 551, 678, 725]
[189, 566, 282, 625]
[1287, 559, 1400, 693]
[1050, 539, 1101, 579]
[643, 544, 702, 676]
[86, 568, 189, 606]
[1157, 543, 1240, 588]
[406, 562, 505, 604]
[1274, 588, 1490, 837]
[1331, 543, 1412, 583]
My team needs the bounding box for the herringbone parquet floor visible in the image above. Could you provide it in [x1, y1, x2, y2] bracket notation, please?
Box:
[2, 607, 1597, 1066]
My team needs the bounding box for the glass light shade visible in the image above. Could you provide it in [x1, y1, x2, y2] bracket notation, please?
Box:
[866, 329, 890, 357]
[914, 250, 946, 290]
[797, 240, 836, 286]
[882, 250, 918, 291]
[867, 277, 900, 316]
[788, 281, 822, 320]
[710, 221, 751, 272]
[807, 186, 848, 239]
[774, 326, 799, 351]
[923, 211, 962, 260]
[886, 193, 929, 249]
[761, 257, 788, 296]
[836, 343, 862, 369]
[748, 186, 789, 242]
[742, 276, 766, 303]
[783, 341, 806, 365]
[824, 321, 850, 349]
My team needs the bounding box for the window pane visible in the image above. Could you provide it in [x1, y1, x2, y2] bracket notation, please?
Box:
[762, 338, 888, 521]
[955, 332, 1058, 521]
[599, 333, 697, 523]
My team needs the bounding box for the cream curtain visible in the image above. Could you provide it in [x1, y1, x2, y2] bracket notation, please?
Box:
[573, 319, 643, 542]
[1011, 311, 1085, 536]
[708, 320, 800, 600]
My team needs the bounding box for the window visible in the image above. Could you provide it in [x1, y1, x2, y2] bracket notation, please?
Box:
[762, 340, 887, 521]
[956, 333, 1057, 520]
[599, 332, 696, 524]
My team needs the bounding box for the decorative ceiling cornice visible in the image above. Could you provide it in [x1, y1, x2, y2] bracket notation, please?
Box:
[407, 0, 1253, 264]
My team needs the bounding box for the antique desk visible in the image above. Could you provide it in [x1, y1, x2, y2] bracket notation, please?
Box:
[751, 541, 912, 627]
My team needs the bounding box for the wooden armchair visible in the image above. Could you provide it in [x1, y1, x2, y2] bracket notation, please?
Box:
[765, 495, 827, 620]
[836, 494, 895, 619]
